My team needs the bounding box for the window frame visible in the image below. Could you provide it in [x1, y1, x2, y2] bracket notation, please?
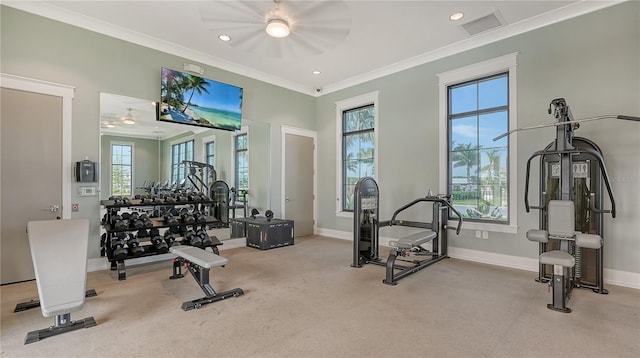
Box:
[201, 134, 216, 168]
[110, 141, 134, 197]
[232, 126, 249, 191]
[170, 138, 194, 187]
[438, 53, 518, 233]
[335, 91, 379, 217]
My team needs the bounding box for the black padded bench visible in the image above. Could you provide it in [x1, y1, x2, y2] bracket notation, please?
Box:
[169, 246, 244, 311]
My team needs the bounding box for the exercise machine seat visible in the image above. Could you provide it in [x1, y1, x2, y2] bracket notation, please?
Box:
[391, 231, 437, 249]
[25, 219, 96, 344]
[27, 219, 89, 317]
[169, 246, 228, 268]
[539, 250, 575, 267]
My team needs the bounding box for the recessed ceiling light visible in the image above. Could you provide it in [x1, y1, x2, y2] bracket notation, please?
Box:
[218, 34, 231, 42]
[312, 70, 321, 75]
[450, 12, 464, 21]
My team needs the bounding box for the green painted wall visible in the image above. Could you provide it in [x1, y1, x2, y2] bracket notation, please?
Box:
[315, 2, 639, 273]
[2, 3, 638, 276]
[1, 6, 314, 259]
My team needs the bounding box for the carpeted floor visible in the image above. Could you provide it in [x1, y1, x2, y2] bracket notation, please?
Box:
[1, 236, 639, 357]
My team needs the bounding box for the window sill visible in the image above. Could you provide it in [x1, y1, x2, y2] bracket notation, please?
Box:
[451, 220, 518, 234]
[336, 211, 353, 219]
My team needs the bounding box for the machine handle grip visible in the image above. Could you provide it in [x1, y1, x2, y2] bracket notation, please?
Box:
[617, 115, 640, 121]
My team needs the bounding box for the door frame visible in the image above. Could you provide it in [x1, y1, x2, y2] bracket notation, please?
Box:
[1, 73, 74, 219]
[281, 125, 317, 234]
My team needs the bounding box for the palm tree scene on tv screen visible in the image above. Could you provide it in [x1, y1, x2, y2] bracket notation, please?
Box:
[160, 68, 243, 131]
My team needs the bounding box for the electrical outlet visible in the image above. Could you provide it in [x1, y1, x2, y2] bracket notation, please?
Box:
[475, 230, 481, 239]
[482, 231, 489, 239]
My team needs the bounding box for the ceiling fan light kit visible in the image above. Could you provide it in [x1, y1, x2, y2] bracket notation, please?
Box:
[122, 108, 136, 124]
[266, 18, 290, 38]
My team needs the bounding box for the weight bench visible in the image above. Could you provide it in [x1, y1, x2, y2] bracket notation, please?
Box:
[24, 219, 96, 344]
[169, 246, 244, 311]
[384, 230, 439, 285]
[527, 200, 602, 312]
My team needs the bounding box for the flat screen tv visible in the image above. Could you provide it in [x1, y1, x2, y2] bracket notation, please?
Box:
[159, 67, 243, 131]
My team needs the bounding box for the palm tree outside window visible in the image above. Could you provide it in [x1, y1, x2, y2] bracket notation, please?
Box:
[448, 73, 509, 223]
[342, 104, 375, 211]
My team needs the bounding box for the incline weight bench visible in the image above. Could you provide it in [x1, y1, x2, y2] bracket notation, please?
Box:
[526, 200, 602, 312]
[24, 219, 96, 344]
[169, 246, 244, 311]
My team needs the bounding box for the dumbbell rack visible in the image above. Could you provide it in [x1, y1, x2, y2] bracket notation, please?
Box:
[100, 198, 224, 280]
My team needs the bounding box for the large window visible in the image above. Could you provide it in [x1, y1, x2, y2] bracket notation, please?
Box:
[438, 53, 518, 232]
[448, 73, 509, 223]
[234, 133, 248, 190]
[171, 140, 194, 186]
[111, 143, 133, 196]
[336, 91, 378, 214]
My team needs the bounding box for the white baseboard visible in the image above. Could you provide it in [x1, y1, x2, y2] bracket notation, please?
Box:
[87, 238, 247, 273]
[317, 227, 640, 290]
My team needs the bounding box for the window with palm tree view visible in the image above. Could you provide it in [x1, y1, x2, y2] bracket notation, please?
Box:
[448, 73, 509, 223]
[342, 104, 375, 211]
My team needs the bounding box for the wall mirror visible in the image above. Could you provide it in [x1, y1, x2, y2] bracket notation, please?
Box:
[99, 92, 271, 241]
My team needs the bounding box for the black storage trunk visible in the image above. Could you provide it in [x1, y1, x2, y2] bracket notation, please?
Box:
[245, 218, 294, 250]
[230, 218, 248, 239]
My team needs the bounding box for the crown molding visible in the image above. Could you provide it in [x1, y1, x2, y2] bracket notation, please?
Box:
[321, 0, 625, 95]
[3, 1, 625, 97]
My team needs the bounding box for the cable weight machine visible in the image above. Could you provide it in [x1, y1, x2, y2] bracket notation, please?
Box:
[496, 98, 638, 310]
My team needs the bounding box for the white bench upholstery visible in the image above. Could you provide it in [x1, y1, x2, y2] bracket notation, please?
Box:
[170, 246, 228, 269]
[27, 219, 89, 317]
[25, 219, 96, 344]
[390, 231, 437, 249]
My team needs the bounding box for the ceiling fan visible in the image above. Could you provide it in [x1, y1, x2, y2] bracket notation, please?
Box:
[198, 0, 352, 58]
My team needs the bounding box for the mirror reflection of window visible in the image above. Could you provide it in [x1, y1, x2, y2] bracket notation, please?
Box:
[111, 142, 134, 196]
[234, 133, 248, 190]
[171, 140, 194, 186]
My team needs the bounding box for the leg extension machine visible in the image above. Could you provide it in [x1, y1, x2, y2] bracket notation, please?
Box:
[527, 200, 602, 312]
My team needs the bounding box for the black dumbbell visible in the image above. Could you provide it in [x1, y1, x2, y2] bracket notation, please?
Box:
[196, 229, 213, 247]
[164, 213, 179, 226]
[111, 215, 128, 231]
[182, 229, 201, 247]
[129, 212, 144, 229]
[180, 208, 195, 224]
[149, 228, 168, 253]
[125, 233, 145, 257]
[164, 231, 178, 247]
[111, 234, 128, 260]
[139, 213, 153, 228]
[193, 210, 207, 223]
[136, 229, 149, 238]
[265, 210, 274, 222]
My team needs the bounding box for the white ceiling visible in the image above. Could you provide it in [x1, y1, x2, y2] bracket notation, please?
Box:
[6, 1, 623, 98]
[8, 0, 623, 139]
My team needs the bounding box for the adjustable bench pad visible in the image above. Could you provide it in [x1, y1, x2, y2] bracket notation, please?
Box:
[170, 246, 228, 268]
[391, 231, 437, 249]
[540, 250, 575, 267]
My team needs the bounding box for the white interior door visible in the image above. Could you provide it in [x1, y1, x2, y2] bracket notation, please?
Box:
[283, 129, 315, 237]
[1, 88, 63, 284]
